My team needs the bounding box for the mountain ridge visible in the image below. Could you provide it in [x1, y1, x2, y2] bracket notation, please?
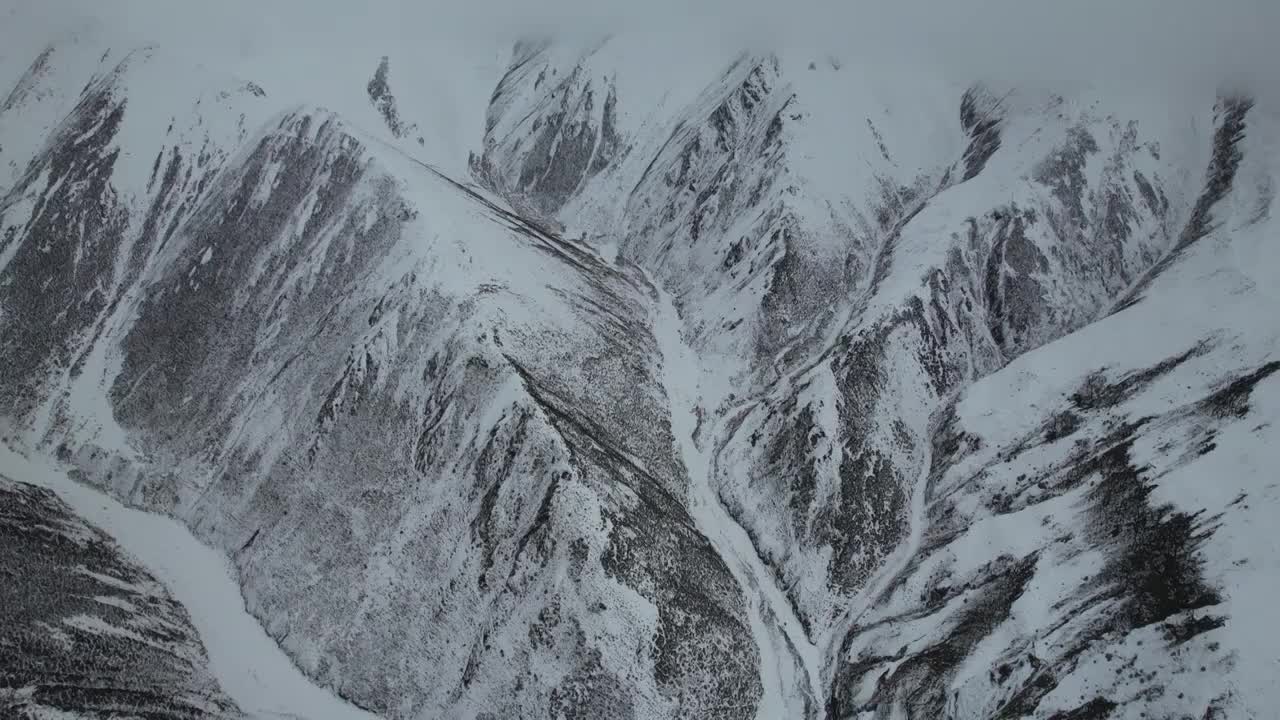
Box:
[1, 22, 1276, 720]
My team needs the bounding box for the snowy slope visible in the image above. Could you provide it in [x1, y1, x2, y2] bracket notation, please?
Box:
[0, 460, 239, 719]
[826, 102, 1280, 718]
[1, 443, 378, 720]
[475, 35, 1278, 719]
[0, 31, 757, 720]
[3, 10, 1280, 720]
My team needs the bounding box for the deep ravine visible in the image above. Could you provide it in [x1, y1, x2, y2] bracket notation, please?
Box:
[647, 253, 949, 716]
[649, 278, 823, 719]
[818, 405, 940, 691]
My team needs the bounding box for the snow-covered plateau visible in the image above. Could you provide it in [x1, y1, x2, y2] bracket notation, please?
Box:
[1, 3, 1277, 719]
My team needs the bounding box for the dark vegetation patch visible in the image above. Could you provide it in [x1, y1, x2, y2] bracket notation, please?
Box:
[0, 82, 128, 419]
[0, 475, 235, 718]
[111, 112, 392, 441]
[1082, 442, 1222, 633]
[1045, 697, 1118, 720]
[1163, 612, 1227, 645]
[470, 408, 535, 592]
[983, 207, 1049, 354]
[1069, 341, 1212, 412]
[991, 428, 1226, 717]
[764, 401, 824, 538]
[506, 358, 761, 718]
[1043, 410, 1083, 442]
[830, 343, 1264, 719]
[826, 553, 1038, 719]
[927, 402, 983, 493]
[1197, 361, 1280, 419]
[548, 645, 634, 720]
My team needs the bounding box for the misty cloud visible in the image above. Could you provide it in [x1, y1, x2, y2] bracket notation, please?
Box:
[6, 0, 1278, 107]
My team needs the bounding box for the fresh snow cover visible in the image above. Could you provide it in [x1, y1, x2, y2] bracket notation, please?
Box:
[0, 443, 383, 720]
[652, 278, 822, 718]
[826, 103, 1280, 717]
[3, 1, 1280, 718]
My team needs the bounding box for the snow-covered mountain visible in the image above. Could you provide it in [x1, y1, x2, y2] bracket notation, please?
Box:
[0, 469, 237, 719]
[1, 10, 1277, 720]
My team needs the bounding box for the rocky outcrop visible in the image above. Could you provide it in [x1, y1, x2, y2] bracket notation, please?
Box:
[475, 37, 1268, 719]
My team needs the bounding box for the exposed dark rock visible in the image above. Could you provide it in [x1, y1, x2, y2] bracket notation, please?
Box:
[1034, 125, 1100, 228]
[475, 46, 625, 216]
[1, 45, 56, 114]
[959, 86, 1003, 181]
[367, 56, 416, 139]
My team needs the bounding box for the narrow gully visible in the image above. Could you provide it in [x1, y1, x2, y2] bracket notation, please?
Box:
[649, 278, 823, 719]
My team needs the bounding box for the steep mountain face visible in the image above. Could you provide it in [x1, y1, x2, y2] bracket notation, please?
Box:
[367, 56, 419, 142]
[475, 38, 1277, 719]
[471, 39, 624, 219]
[826, 105, 1278, 718]
[0, 472, 238, 719]
[2, 20, 1278, 720]
[1, 38, 758, 719]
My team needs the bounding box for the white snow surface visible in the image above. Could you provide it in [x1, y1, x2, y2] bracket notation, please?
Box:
[0, 443, 383, 720]
[651, 277, 822, 718]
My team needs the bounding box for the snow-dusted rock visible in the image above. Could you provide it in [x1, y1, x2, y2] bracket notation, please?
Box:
[476, 37, 1278, 719]
[827, 100, 1279, 718]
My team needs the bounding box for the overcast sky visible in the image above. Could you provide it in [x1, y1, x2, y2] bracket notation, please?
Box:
[6, 0, 1279, 102]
